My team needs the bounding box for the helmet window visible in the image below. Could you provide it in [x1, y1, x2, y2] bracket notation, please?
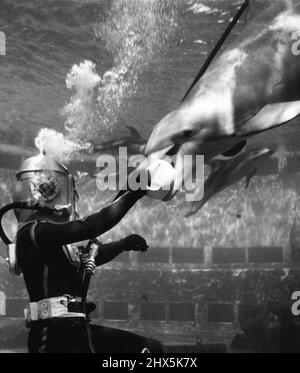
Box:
[30, 172, 61, 203]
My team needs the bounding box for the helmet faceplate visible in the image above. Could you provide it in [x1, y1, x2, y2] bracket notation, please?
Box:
[14, 154, 78, 221]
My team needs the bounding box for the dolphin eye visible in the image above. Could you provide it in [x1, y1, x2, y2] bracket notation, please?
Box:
[181, 130, 193, 138]
[172, 130, 193, 143]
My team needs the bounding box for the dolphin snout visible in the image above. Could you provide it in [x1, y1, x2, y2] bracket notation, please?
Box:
[145, 110, 192, 156]
[145, 133, 175, 157]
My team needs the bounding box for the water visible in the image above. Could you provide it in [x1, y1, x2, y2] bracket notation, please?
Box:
[1, 2, 300, 354]
[0, 0, 241, 149]
[0, 0, 299, 249]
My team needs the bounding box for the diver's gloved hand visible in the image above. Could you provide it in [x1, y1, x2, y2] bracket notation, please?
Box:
[113, 168, 150, 202]
[122, 234, 148, 252]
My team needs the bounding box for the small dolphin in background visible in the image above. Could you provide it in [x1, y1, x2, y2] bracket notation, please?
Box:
[185, 148, 274, 216]
[92, 126, 148, 195]
[92, 126, 146, 155]
[145, 0, 300, 200]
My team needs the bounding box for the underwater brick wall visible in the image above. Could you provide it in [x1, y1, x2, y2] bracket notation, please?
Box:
[1, 244, 300, 350]
[1, 157, 300, 352]
[90, 245, 300, 346]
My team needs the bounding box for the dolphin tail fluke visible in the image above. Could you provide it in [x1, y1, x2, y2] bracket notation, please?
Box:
[245, 168, 257, 189]
[185, 199, 207, 217]
[222, 140, 247, 157]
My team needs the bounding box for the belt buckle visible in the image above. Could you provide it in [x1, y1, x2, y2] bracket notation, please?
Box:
[25, 302, 38, 322]
[25, 296, 84, 322]
[37, 299, 52, 320]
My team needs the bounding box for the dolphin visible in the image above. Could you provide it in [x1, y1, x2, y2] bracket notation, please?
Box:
[92, 126, 146, 155]
[185, 148, 274, 216]
[145, 0, 300, 199]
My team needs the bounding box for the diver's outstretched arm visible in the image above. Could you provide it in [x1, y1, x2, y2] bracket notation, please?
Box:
[34, 190, 146, 246]
[83, 190, 146, 240]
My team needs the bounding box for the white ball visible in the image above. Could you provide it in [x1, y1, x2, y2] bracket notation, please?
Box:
[146, 159, 175, 201]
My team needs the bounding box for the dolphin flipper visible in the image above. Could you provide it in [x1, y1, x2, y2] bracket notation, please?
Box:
[222, 140, 247, 157]
[238, 101, 300, 135]
[126, 126, 141, 139]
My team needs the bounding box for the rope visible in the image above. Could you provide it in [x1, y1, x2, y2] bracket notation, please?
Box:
[181, 0, 250, 102]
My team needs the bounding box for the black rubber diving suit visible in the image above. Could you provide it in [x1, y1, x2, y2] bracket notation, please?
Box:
[3, 154, 163, 353]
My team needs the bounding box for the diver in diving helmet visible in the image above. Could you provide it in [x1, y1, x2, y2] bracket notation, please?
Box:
[13, 154, 79, 222]
[0, 153, 163, 353]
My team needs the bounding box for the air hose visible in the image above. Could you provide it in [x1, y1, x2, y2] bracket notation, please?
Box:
[0, 201, 70, 245]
